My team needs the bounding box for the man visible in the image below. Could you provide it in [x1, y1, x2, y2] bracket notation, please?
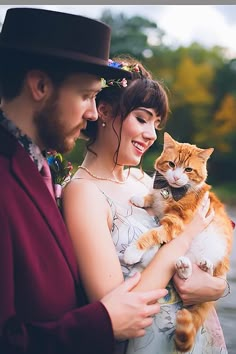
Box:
[0, 8, 166, 354]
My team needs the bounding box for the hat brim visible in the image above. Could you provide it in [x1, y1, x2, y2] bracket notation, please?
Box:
[0, 43, 132, 80]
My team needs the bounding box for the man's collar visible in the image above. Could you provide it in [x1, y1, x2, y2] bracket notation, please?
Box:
[0, 109, 44, 170]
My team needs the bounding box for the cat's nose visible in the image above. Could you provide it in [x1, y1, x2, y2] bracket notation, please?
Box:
[173, 175, 180, 181]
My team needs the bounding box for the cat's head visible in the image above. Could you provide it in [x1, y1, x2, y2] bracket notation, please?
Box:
[154, 133, 214, 189]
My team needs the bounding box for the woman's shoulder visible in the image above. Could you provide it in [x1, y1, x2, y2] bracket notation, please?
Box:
[63, 177, 104, 200]
[130, 167, 153, 189]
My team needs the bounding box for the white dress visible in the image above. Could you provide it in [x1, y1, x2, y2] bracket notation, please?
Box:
[102, 191, 228, 354]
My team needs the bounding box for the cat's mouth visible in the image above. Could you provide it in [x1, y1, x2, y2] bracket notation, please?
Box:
[169, 181, 185, 188]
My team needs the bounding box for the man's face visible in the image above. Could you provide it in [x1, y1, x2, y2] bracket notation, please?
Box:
[35, 72, 101, 153]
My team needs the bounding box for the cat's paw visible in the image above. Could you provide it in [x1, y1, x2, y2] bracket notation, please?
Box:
[198, 258, 214, 275]
[130, 195, 145, 208]
[176, 256, 192, 279]
[124, 243, 146, 265]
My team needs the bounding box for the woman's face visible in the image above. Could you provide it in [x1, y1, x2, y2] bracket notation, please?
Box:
[116, 107, 161, 166]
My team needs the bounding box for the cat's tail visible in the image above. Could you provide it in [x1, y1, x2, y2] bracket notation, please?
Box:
[174, 302, 214, 352]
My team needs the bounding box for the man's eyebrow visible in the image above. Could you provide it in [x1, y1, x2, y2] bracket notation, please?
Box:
[83, 88, 102, 94]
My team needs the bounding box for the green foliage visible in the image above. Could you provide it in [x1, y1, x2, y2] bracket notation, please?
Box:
[100, 9, 165, 59]
[65, 140, 86, 167]
[212, 182, 236, 206]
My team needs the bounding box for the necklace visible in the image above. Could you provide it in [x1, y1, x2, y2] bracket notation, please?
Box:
[78, 165, 128, 184]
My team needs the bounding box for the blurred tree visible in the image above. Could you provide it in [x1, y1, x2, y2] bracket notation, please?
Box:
[212, 58, 236, 109]
[100, 9, 165, 59]
[213, 94, 236, 150]
[172, 56, 214, 106]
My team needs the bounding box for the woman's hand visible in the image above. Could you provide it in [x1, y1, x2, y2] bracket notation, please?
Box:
[182, 192, 215, 242]
[173, 264, 227, 306]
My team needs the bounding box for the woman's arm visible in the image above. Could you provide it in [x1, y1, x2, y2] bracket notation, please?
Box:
[63, 179, 124, 301]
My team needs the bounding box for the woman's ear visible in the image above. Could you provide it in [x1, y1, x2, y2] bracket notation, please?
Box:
[97, 102, 112, 123]
[26, 70, 51, 101]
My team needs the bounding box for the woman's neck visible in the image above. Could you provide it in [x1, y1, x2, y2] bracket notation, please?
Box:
[81, 152, 127, 183]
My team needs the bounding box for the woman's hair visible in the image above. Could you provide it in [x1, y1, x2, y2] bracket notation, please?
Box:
[83, 55, 169, 146]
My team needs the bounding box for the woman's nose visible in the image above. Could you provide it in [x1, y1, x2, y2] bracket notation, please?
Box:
[143, 124, 157, 141]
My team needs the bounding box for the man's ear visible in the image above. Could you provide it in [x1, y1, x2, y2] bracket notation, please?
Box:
[26, 70, 51, 101]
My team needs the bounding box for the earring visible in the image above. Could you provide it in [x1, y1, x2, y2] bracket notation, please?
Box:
[102, 121, 106, 127]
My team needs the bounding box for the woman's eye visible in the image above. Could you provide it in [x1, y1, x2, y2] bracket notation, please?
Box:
[185, 167, 192, 172]
[136, 117, 146, 124]
[168, 161, 175, 168]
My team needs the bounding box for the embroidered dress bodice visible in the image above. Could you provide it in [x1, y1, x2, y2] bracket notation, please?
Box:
[101, 190, 228, 354]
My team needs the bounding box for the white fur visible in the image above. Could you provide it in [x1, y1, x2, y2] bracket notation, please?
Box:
[176, 221, 227, 278]
[176, 256, 192, 279]
[166, 167, 189, 187]
[124, 243, 146, 265]
[126, 246, 160, 276]
[130, 195, 145, 208]
[185, 222, 227, 266]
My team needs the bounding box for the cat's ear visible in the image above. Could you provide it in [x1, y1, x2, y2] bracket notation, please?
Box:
[163, 132, 176, 149]
[198, 148, 214, 160]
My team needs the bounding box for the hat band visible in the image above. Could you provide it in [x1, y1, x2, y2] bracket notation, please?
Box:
[0, 42, 108, 66]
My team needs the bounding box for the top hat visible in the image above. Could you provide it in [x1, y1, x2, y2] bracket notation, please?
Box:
[0, 7, 131, 80]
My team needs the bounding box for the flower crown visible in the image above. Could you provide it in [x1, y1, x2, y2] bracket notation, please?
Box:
[101, 59, 141, 88]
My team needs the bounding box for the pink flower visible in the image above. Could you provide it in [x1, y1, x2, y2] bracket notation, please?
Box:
[121, 78, 128, 87]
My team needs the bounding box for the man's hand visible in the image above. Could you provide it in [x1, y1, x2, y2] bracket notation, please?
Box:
[101, 272, 167, 340]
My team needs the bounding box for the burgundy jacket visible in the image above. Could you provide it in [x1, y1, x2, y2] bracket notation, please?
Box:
[0, 126, 114, 354]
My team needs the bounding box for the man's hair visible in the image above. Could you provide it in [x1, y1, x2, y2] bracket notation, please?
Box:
[0, 51, 82, 100]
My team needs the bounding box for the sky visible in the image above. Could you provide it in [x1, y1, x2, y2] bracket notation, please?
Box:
[0, 4, 236, 59]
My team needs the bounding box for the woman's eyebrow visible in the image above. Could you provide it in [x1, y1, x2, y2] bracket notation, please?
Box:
[136, 108, 153, 116]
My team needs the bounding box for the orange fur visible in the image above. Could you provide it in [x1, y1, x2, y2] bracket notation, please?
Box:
[134, 133, 233, 352]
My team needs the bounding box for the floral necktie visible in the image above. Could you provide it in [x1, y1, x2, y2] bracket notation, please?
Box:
[40, 159, 55, 199]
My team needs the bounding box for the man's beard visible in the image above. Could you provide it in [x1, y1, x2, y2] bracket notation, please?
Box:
[34, 91, 78, 154]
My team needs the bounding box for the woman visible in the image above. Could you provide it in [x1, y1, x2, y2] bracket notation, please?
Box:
[63, 57, 228, 353]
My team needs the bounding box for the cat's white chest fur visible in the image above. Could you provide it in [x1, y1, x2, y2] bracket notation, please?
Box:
[176, 221, 227, 279]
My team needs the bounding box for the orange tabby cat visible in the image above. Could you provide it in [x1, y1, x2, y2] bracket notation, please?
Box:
[124, 132, 233, 353]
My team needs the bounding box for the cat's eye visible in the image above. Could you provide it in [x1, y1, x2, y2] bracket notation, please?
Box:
[168, 161, 175, 168]
[185, 167, 193, 172]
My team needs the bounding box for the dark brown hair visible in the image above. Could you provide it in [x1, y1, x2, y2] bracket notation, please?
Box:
[0, 51, 87, 100]
[83, 56, 169, 145]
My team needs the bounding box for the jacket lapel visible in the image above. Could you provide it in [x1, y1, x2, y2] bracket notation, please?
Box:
[0, 127, 78, 283]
